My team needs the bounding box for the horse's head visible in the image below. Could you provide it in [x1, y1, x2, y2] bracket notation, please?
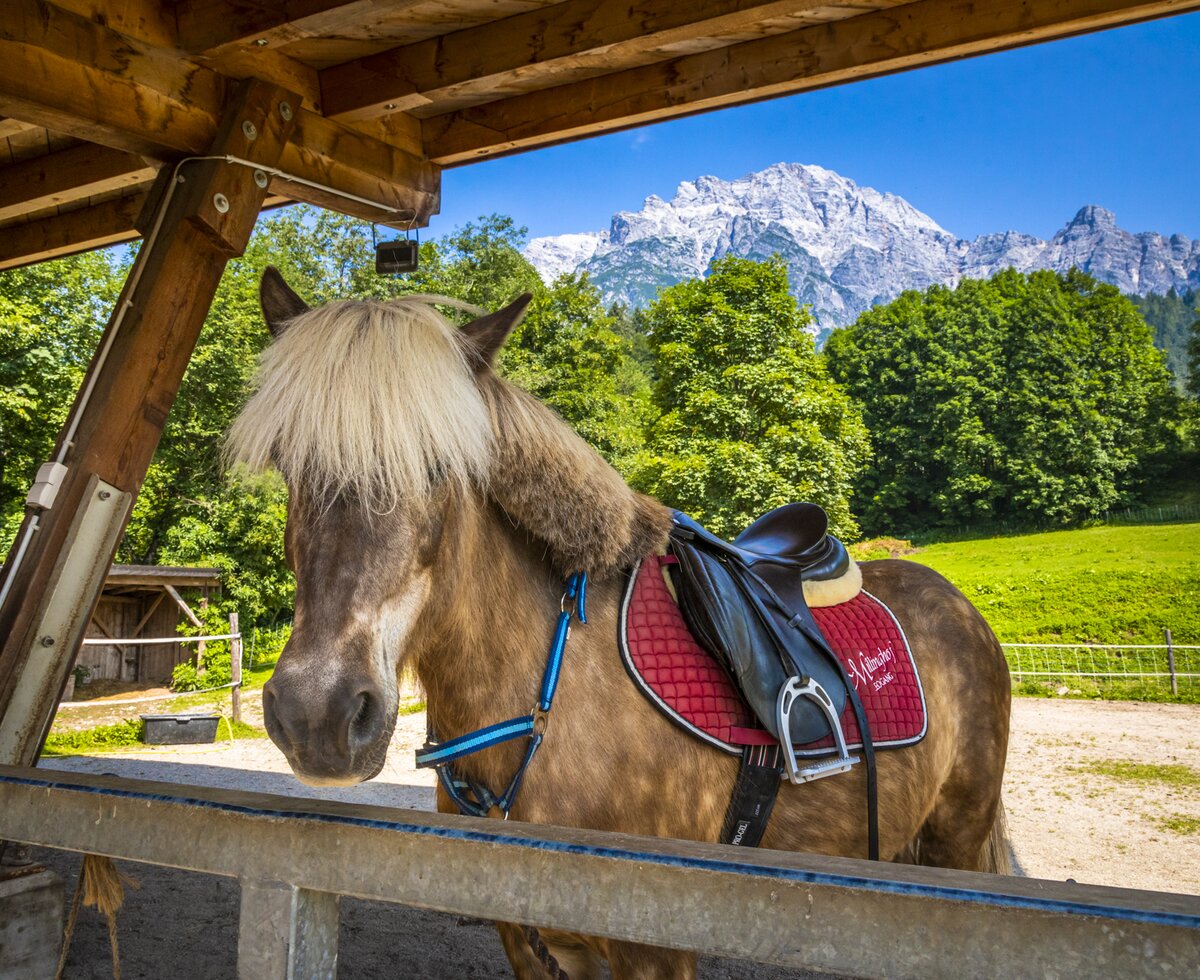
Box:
[230, 268, 533, 785]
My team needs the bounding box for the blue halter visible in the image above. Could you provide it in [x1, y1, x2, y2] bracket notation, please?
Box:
[415, 571, 587, 818]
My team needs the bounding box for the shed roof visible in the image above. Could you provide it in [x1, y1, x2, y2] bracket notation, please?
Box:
[104, 565, 222, 589]
[1, 1, 1195, 272]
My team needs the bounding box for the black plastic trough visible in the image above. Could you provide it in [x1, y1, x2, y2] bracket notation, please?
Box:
[140, 713, 221, 745]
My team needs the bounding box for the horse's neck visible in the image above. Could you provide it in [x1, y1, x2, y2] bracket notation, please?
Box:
[414, 500, 566, 748]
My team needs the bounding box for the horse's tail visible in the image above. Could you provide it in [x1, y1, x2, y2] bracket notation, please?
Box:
[980, 799, 1013, 875]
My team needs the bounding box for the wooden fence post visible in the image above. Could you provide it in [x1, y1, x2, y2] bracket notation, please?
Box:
[197, 595, 208, 670]
[230, 612, 242, 726]
[1165, 628, 1177, 697]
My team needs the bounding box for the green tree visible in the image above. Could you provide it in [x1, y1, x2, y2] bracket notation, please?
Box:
[1187, 310, 1200, 400]
[825, 268, 1180, 533]
[1133, 288, 1198, 390]
[502, 273, 654, 469]
[633, 256, 870, 539]
[0, 253, 124, 548]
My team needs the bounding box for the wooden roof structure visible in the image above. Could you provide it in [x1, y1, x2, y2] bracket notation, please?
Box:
[1, 0, 1197, 271]
[1, 0, 1197, 763]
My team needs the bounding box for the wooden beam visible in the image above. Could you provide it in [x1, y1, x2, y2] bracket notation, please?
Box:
[0, 143, 156, 223]
[130, 592, 167, 638]
[0, 117, 41, 140]
[0, 79, 298, 766]
[276, 110, 439, 226]
[0, 1, 439, 222]
[0, 0, 226, 158]
[0, 194, 144, 270]
[50, 0, 178, 49]
[424, 0, 1200, 164]
[322, 0, 855, 122]
[174, 1, 392, 54]
[162, 585, 203, 629]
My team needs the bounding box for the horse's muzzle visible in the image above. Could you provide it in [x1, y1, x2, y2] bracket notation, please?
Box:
[262, 673, 393, 785]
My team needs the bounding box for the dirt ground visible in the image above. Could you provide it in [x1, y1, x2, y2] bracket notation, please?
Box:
[30, 698, 1200, 978]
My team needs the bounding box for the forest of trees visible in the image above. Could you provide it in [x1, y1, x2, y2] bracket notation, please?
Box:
[1, 209, 1194, 627]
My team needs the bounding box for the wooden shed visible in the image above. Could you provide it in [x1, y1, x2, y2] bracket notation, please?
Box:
[80, 565, 220, 683]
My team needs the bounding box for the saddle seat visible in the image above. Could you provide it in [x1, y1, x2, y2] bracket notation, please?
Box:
[672, 503, 855, 612]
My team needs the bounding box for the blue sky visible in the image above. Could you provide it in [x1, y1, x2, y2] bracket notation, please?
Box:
[431, 12, 1200, 245]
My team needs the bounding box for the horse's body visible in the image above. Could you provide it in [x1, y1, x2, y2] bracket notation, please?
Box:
[234, 271, 1011, 979]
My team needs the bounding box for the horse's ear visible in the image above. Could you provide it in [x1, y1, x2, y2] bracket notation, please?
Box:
[459, 293, 533, 369]
[260, 266, 310, 337]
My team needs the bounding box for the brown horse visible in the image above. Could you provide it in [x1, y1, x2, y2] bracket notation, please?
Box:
[231, 269, 1012, 979]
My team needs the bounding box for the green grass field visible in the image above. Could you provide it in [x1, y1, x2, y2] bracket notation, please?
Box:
[902, 523, 1199, 646]
[881, 522, 1200, 702]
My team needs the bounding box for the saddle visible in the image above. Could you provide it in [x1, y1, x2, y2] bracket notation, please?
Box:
[669, 505, 876, 807]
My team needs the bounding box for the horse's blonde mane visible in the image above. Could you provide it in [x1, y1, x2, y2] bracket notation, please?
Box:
[226, 295, 492, 509]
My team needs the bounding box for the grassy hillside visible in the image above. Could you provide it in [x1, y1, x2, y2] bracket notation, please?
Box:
[897, 523, 1199, 646]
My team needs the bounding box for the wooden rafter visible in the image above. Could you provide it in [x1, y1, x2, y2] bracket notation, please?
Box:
[174, 1, 379, 54]
[0, 195, 144, 270]
[0, 0, 439, 224]
[162, 585, 203, 629]
[422, 0, 1200, 164]
[321, 0, 866, 122]
[0, 144, 155, 224]
[0, 116, 42, 140]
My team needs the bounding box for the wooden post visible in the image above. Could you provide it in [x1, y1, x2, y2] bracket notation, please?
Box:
[0, 78, 299, 767]
[230, 612, 242, 726]
[238, 879, 339, 980]
[197, 594, 209, 670]
[1165, 628, 1177, 697]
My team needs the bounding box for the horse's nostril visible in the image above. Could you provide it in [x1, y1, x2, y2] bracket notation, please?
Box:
[350, 691, 375, 742]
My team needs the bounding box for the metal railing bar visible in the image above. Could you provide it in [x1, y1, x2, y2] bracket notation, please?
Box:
[1, 766, 1196, 927]
[80, 632, 240, 647]
[4, 766, 1198, 977]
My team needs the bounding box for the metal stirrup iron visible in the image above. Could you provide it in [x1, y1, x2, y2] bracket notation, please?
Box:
[775, 675, 859, 785]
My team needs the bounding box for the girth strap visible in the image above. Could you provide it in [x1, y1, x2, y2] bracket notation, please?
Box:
[721, 745, 784, 848]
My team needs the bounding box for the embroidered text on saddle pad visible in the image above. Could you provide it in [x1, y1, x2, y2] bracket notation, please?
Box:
[619, 556, 927, 756]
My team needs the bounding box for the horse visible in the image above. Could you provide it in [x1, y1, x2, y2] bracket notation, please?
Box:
[230, 268, 1012, 980]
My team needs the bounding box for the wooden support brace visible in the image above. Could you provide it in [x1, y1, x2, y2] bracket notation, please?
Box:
[0, 77, 299, 766]
[162, 585, 202, 629]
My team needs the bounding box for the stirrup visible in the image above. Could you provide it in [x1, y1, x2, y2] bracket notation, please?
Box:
[775, 675, 860, 785]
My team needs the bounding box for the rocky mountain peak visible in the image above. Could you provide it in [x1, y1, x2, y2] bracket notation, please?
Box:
[523, 163, 1199, 330]
[1067, 205, 1119, 230]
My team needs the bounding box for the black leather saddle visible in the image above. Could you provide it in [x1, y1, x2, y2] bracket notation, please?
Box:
[669, 504, 867, 786]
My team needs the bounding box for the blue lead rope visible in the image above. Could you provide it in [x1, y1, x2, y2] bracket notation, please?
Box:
[415, 571, 587, 818]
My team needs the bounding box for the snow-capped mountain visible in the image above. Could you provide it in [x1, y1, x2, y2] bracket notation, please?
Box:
[523, 163, 1200, 331]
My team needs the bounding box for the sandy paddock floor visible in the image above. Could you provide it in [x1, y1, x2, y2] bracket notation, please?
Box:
[33, 698, 1200, 978]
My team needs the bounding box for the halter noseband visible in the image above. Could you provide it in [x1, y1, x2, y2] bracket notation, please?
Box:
[415, 572, 587, 818]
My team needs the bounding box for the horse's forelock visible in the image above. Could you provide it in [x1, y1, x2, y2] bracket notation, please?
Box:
[226, 296, 493, 509]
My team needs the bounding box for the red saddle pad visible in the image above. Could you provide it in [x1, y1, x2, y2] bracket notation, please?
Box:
[618, 555, 927, 756]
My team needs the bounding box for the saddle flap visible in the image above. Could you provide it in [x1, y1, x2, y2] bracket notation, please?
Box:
[670, 540, 848, 745]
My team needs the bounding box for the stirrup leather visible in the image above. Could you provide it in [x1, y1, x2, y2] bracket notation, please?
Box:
[775, 675, 860, 785]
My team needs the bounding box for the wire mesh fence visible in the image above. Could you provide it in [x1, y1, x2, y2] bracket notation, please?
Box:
[1001, 636, 1200, 702]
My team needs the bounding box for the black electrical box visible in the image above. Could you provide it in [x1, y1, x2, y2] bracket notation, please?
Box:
[375, 238, 419, 274]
